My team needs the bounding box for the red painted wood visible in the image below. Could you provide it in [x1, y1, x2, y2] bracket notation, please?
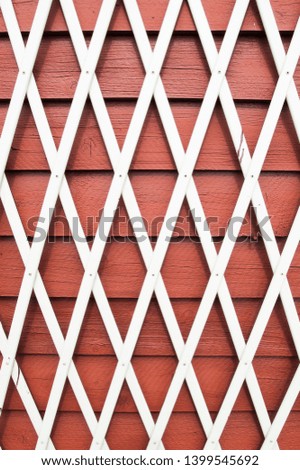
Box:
[0, 0, 298, 32]
[0, 411, 299, 450]
[1, 298, 298, 357]
[0, 36, 299, 100]
[2, 355, 299, 413]
[0, 171, 298, 237]
[2, 102, 299, 172]
[0, 238, 299, 298]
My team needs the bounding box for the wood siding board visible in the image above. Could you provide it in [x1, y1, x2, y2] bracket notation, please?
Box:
[2, 102, 299, 171]
[0, 238, 299, 298]
[0, 298, 298, 358]
[0, 1, 298, 33]
[0, 36, 299, 100]
[0, 171, 298, 237]
[1, 411, 300, 450]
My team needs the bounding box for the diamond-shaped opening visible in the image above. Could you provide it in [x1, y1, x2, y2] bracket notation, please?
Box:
[68, 101, 112, 170]
[161, 32, 210, 100]
[48, 196, 71, 239]
[105, 99, 137, 155]
[176, 197, 198, 239]
[236, 91, 300, 173]
[106, 411, 149, 449]
[34, 31, 80, 102]
[131, 100, 177, 170]
[195, 170, 251, 238]
[0, 0, 76, 35]
[113, 380, 140, 414]
[46, 0, 105, 34]
[100, 238, 146, 299]
[130, 170, 179, 238]
[132, 356, 178, 413]
[192, 102, 240, 171]
[252, 356, 298, 413]
[276, 5, 300, 32]
[0, 2, 34, 34]
[51, 411, 91, 449]
[97, 31, 144, 100]
[67, 355, 117, 413]
[109, 0, 132, 32]
[162, 410, 206, 450]
[111, 0, 177, 35]
[66, 170, 113, 238]
[227, 28, 278, 101]
[74, 297, 115, 355]
[162, 238, 210, 299]
[171, 101, 202, 155]
[39, 236, 84, 299]
[108, 298, 135, 344]
[219, 411, 264, 449]
[105, 380, 149, 449]
[226, 237, 273, 300]
[175, 0, 202, 32]
[201, 0, 262, 33]
[241, 0, 263, 32]
[146, 0, 196, 48]
[0, 410, 37, 449]
[135, 0, 170, 34]
[144, 2, 195, 51]
[110, 196, 134, 238]
[236, 103, 268, 159]
[205, 302, 236, 357]
[136, 298, 176, 356]
[45, 0, 70, 33]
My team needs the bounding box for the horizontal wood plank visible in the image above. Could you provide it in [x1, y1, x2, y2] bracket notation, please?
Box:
[0, 36, 299, 100]
[0, 238, 299, 298]
[0, 298, 298, 357]
[0, 0, 298, 32]
[2, 102, 299, 172]
[0, 411, 299, 449]
[2, 355, 300, 413]
[0, 171, 298, 237]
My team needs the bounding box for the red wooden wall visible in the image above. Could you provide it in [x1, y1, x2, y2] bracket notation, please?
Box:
[0, 0, 299, 450]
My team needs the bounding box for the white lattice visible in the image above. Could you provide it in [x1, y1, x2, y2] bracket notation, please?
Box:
[0, 0, 299, 450]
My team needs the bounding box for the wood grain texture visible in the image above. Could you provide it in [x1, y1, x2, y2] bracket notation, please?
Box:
[0, 0, 298, 32]
[0, 171, 298, 237]
[1, 102, 299, 172]
[1, 298, 298, 357]
[2, 355, 299, 412]
[0, 36, 299, 100]
[0, 238, 299, 298]
[0, 411, 299, 450]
